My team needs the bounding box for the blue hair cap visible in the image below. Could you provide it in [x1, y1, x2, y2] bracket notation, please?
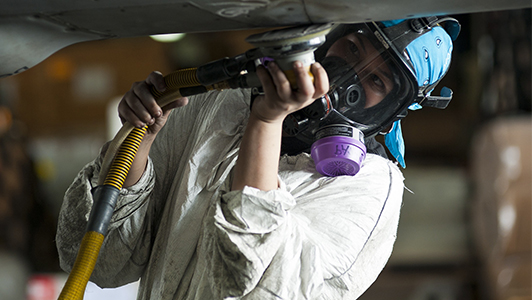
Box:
[406, 26, 453, 90]
[381, 19, 454, 89]
[381, 19, 454, 168]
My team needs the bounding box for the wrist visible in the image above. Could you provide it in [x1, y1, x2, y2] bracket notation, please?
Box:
[142, 132, 157, 143]
[249, 109, 286, 126]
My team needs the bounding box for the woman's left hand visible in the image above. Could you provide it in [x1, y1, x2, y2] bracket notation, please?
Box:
[251, 61, 329, 124]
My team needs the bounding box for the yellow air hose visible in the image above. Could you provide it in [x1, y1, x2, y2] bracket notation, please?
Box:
[57, 24, 332, 299]
[58, 68, 204, 300]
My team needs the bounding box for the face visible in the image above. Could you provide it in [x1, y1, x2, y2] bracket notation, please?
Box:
[325, 32, 394, 108]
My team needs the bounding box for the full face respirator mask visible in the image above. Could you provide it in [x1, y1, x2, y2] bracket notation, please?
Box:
[281, 17, 460, 177]
[282, 22, 417, 176]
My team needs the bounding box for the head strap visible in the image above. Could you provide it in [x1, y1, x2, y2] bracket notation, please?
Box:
[378, 16, 460, 109]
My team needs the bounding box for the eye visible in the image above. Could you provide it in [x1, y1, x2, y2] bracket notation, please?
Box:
[348, 41, 360, 62]
[370, 74, 386, 92]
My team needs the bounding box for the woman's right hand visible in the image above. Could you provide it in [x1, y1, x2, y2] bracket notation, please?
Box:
[118, 71, 189, 137]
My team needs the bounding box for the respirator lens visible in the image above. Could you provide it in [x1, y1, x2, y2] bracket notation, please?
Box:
[314, 23, 418, 137]
[310, 125, 366, 176]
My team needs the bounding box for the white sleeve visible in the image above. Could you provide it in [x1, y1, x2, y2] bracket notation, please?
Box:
[56, 143, 156, 288]
[205, 154, 404, 299]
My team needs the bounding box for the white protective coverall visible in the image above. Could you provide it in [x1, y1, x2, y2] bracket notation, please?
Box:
[56, 88, 405, 300]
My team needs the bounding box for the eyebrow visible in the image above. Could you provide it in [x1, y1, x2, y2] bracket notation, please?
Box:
[377, 62, 393, 82]
[356, 35, 394, 83]
[356, 34, 367, 54]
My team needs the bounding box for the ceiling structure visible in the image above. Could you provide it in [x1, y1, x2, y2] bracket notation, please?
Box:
[1, 0, 530, 78]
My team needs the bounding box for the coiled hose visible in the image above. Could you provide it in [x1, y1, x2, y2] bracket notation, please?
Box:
[57, 23, 331, 299]
[58, 68, 205, 300]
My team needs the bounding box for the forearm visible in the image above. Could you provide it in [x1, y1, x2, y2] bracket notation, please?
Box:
[123, 133, 156, 188]
[231, 114, 283, 191]
[231, 61, 327, 191]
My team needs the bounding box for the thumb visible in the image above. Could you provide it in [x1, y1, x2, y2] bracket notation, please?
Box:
[161, 97, 189, 116]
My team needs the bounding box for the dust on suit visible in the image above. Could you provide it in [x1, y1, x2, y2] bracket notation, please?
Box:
[56, 88, 404, 299]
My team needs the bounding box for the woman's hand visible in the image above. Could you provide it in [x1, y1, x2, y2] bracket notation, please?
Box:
[251, 61, 329, 124]
[231, 61, 329, 191]
[118, 71, 188, 187]
[118, 71, 189, 137]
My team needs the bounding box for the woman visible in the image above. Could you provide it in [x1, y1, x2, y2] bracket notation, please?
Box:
[57, 17, 459, 299]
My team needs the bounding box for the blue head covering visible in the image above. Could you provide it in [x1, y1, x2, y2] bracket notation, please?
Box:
[380, 19, 454, 168]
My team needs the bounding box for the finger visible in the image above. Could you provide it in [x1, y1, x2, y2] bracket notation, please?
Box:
[311, 63, 330, 98]
[142, 71, 166, 118]
[145, 71, 167, 94]
[256, 65, 276, 95]
[118, 92, 147, 127]
[125, 83, 158, 126]
[291, 61, 315, 99]
[266, 62, 291, 99]
[161, 97, 189, 116]
[132, 81, 163, 120]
